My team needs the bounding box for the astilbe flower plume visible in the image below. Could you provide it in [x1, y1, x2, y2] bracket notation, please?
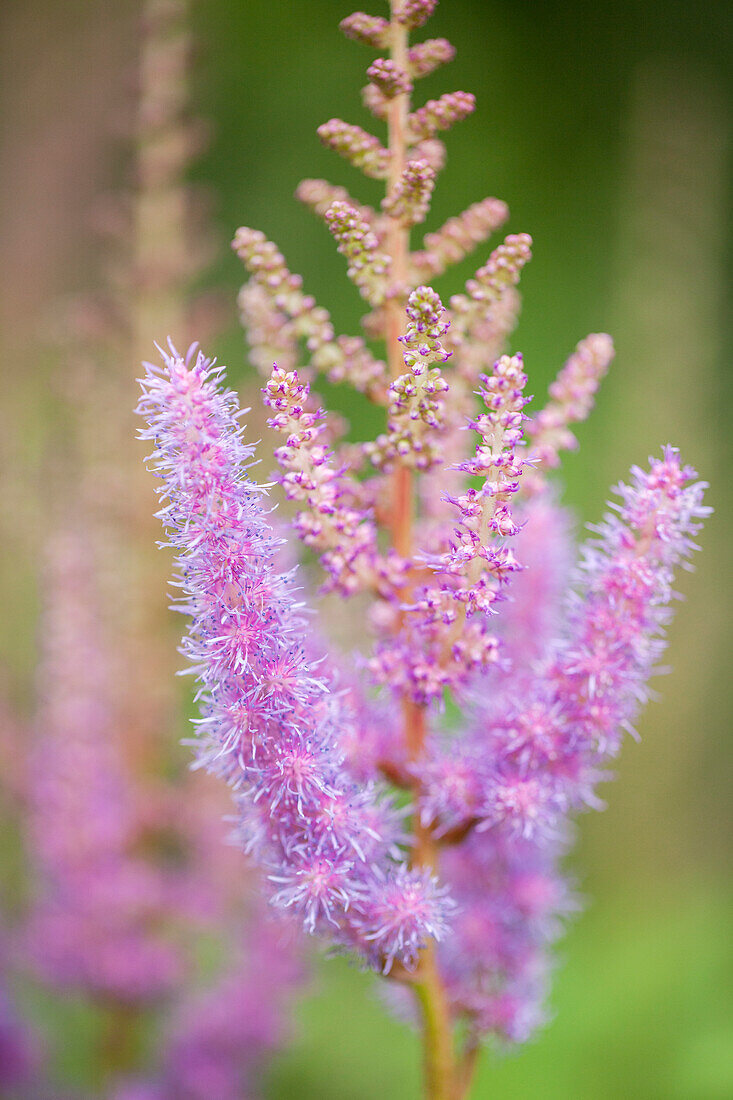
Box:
[21, 521, 306, 1094]
[137, 344, 453, 973]
[139, 4, 709, 1097]
[24, 530, 185, 1004]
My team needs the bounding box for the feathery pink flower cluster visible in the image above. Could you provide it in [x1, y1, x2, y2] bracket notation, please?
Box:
[528, 332, 615, 475]
[18, 523, 306, 1096]
[137, 344, 453, 973]
[365, 285, 450, 472]
[140, 0, 709, 1080]
[24, 531, 185, 1003]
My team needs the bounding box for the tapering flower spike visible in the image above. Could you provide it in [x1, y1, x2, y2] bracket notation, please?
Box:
[25, 529, 185, 1003]
[317, 119, 390, 179]
[325, 200, 390, 306]
[465, 448, 710, 838]
[544, 447, 710, 772]
[382, 159, 436, 226]
[407, 91, 476, 143]
[137, 343, 454, 969]
[366, 285, 450, 472]
[528, 332, 615, 472]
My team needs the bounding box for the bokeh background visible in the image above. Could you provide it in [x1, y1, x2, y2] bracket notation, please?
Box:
[1, 0, 731, 1097]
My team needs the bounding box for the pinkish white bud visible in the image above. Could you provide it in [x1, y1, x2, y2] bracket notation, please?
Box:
[382, 159, 436, 226]
[407, 91, 476, 143]
[395, 0, 438, 31]
[340, 11, 392, 49]
[408, 38, 456, 79]
[325, 200, 390, 306]
[367, 58, 413, 98]
[317, 118, 390, 179]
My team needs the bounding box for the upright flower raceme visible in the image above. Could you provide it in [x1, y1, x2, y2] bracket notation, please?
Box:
[24, 530, 185, 1004]
[140, 4, 709, 1097]
[137, 344, 454, 973]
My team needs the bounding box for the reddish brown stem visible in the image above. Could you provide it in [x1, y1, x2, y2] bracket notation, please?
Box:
[98, 999, 140, 1083]
[383, 7, 458, 1098]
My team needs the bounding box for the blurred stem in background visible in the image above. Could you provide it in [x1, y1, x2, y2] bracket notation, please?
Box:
[99, 1001, 143, 1085]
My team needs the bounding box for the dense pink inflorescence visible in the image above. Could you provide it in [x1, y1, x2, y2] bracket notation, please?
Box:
[412, 450, 708, 1039]
[365, 285, 451, 473]
[528, 333, 616, 474]
[139, 0, 710, 1058]
[24, 531, 185, 1003]
[382, 160, 436, 226]
[262, 364, 379, 595]
[419, 449, 709, 847]
[137, 344, 454, 971]
[325, 200, 390, 306]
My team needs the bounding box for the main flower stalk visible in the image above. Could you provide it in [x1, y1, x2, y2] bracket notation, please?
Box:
[384, 4, 455, 1096]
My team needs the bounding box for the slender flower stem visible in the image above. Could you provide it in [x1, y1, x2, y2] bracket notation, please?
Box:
[133, 0, 189, 363]
[413, 952, 456, 1100]
[454, 1039, 481, 1100]
[98, 1000, 139, 1084]
[387, 5, 456, 1096]
[386, 13, 412, 556]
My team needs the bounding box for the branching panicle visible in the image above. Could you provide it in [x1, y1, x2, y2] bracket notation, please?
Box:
[142, 5, 709, 1096]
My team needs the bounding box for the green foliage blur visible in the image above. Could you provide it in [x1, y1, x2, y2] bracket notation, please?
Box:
[1, 0, 731, 1095]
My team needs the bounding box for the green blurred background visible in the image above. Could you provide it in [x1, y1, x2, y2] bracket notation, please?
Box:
[1, 0, 731, 1096]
